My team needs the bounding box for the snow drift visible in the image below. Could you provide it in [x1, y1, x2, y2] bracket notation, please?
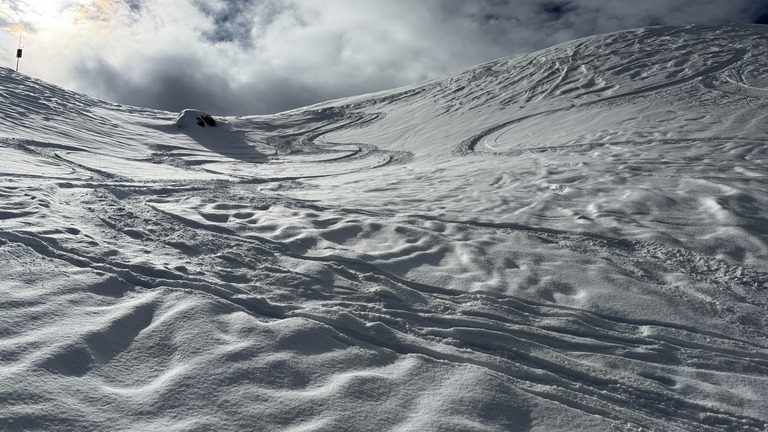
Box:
[1, 24, 767, 431]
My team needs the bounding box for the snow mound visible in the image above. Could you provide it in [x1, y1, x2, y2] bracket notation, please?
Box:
[174, 109, 217, 128]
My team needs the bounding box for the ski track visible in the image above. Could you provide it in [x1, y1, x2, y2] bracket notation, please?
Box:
[2, 24, 768, 431]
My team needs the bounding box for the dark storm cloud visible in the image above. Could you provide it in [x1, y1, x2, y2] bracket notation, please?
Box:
[72, 53, 322, 115]
[542, 3, 575, 21]
[193, 0, 287, 47]
[15, 0, 767, 115]
[125, 0, 143, 13]
[755, 3, 768, 24]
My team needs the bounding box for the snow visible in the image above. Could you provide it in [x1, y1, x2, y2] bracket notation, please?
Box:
[1, 24, 768, 431]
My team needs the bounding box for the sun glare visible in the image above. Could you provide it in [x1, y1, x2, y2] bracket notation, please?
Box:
[1, 0, 121, 34]
[4, 1, 70, 31]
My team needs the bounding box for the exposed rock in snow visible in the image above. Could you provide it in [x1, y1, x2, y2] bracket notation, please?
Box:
[174, 109, 217, 128]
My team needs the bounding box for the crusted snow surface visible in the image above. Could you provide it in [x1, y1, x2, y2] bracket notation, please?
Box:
[1, 24, 768, 431]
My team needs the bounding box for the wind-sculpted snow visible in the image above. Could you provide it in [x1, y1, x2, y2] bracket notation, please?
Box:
[2, 25, 768, 431]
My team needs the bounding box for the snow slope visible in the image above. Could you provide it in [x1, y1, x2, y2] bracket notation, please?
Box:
[1, 24, 768, 431]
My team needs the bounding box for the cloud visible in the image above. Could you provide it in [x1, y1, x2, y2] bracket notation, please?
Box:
[2, 0, 767, 115]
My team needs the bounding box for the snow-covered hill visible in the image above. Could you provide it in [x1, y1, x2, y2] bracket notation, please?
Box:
[2, 24, 767, 431]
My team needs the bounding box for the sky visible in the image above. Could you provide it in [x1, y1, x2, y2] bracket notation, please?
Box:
[2, 0, 768, 115]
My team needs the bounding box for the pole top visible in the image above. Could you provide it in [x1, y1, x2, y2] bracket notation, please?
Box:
[15, 33, 22, 72]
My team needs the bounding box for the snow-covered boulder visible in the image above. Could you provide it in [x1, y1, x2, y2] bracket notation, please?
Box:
[173, 109, 216, 128]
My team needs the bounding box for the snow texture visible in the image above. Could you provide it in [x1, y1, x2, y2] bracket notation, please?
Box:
[1, 24, 768, 431]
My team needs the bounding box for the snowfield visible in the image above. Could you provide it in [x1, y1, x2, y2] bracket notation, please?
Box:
[1, 24, 768, 431]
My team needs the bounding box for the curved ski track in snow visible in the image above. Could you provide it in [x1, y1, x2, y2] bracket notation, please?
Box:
[460, 46, 748, 156]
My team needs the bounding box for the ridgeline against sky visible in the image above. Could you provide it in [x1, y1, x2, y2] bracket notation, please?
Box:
[2, 0, 768, 115]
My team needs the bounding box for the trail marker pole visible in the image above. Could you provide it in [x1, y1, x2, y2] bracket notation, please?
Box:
[15, 33, 22, 72]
